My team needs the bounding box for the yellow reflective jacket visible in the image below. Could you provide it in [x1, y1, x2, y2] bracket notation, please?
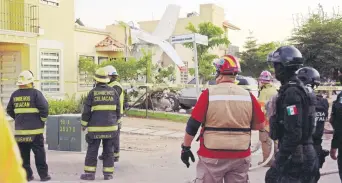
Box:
[259, 84, 278, 105]
[258, 84, 278, 131]
[0, 104, 27, 183]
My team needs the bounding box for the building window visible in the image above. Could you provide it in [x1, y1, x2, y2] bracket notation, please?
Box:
[40, 51, 61, 92]
[79, 55, 95, 88]
[98, 57, 108, 64]
[180, 61, 189, 84]
[40, 0, 59, 6]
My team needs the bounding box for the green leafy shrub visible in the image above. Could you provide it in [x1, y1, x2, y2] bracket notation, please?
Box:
[47, 94, 82, 115]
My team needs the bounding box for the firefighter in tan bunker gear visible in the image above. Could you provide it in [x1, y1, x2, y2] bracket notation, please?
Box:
[181, 55, 265, 183]
[257, 70, 278, 166]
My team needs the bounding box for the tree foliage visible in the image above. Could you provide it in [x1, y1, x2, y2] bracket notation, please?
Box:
[239, 32, 280, 77]
[99, 58, 138, 81]
[78, 50, 175, 84]
[78, 56, 97, 75]
[183, 22, 230, 83]
[290, 4, 342, 77]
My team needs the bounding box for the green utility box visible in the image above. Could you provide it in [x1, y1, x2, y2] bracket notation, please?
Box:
[46, 114, 87, 152]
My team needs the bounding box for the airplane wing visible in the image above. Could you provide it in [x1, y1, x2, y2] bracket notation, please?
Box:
[152, 47, 164, 64]
[132, 29, 185, 68]
[152, 4, 180, 40]
[156, 40, 185, 68]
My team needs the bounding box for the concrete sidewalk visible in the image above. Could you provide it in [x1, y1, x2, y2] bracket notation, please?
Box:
[120, 117, 259, 141]
[121, 126, 184, 138]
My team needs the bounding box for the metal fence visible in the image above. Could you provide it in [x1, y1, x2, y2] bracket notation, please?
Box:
[0, 0, 39, 33]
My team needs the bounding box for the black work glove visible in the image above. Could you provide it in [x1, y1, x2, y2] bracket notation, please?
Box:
[181, 143, 195, 168]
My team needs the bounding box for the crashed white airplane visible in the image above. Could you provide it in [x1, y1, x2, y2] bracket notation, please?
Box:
[121, 4, 186, 70]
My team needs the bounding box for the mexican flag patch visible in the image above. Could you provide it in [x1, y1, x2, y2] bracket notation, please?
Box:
[286, 105, 298, 116]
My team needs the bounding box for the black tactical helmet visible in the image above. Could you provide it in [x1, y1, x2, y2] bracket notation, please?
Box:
[270, 46, 303, 67]
[297, 67, 320, 87]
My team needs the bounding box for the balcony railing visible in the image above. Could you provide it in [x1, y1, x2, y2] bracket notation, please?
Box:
[0, 0, 39, 34]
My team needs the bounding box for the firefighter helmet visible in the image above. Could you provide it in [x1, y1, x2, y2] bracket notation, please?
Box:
[103, 65, 119, 76]
[16, 70, 34, 86]
[259, 70, 273, 83]
[213, 55, 241, 76]
[93, 68, 110, 83]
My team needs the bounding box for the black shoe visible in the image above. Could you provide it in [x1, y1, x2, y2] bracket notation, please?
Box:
[27, 176, 34, 182]
[114, 157, 119, 162]
[98, 155, 104, 160]
[104, 175, 113, 180]
[80, 173, 95, 180]
[40, 175, 51, 182]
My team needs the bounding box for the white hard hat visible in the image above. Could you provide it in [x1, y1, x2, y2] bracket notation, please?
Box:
[103, 65, 119, 76]
[16, 70, 34, 85]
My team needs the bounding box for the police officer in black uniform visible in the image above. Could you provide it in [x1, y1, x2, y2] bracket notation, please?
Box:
[297, 67, 329, 182]
[80, 68, 121, 181]
[6, 70, 51, 182]
[265, 46, 318, 183]
[330, 84, 342, 181]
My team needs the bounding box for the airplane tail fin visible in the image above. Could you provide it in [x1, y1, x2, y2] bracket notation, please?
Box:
[152, 4, 181, 40]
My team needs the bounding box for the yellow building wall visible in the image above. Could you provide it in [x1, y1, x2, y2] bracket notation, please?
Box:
[0, 0, 39, 32]
[74, 27, 124, 63]
[37, 0, 75, 96]
[9, 0, 25, 32]
[105, 25, 127, 46]
[74, 28, 109, 60]
[0, 0, 23, 31]
[0, 43, 29, 69]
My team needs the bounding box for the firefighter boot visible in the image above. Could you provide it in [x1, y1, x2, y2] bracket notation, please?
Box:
[104, 175, 113, 180]
[40, 175, 51, 182]
[80, 173, 95, 180]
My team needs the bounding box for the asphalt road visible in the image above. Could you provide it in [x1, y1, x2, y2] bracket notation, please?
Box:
[27, 132, 340, 183]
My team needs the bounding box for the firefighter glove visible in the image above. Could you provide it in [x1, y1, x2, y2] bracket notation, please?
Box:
[181, 143, 195, 168]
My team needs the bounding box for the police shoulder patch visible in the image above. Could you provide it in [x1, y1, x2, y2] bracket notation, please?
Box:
[286, 105, 298, 116]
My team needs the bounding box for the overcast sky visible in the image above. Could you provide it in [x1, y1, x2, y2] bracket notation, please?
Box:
[75, 0, 342, 48]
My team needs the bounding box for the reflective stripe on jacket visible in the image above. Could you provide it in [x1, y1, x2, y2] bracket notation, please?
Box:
[6, 88, 48, 137]
[81, 83, 121, 138]
[108, 81, 124, 115]
[203, 82, 253, 151]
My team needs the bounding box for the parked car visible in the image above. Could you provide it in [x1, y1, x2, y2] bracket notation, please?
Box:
[178, 75, 259, 109]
